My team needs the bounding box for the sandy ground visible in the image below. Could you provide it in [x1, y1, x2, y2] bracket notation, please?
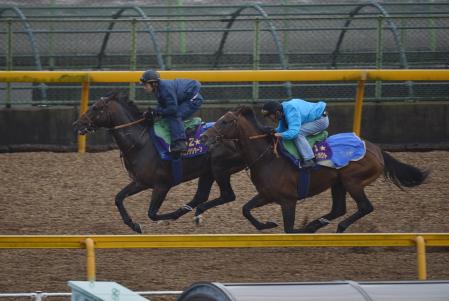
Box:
[0, 150, 448, 300]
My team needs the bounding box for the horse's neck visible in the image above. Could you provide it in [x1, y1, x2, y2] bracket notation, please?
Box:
[237, 122, 274, 170]
[111, 126, 146, 152]
[110, 110, 148, 155]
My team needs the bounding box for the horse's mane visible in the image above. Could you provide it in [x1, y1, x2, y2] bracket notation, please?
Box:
[234, 105, 269, 132]
[106, 91, 142, 118]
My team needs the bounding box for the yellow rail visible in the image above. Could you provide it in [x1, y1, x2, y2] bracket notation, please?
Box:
[1, 69, 449, 152]
[1, 233, 449, 281]
[2, 69, 449, 82]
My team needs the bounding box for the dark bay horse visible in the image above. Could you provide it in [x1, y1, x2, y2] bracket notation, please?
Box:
[201, 106, 429, 233]
[73, 92, 245, 233]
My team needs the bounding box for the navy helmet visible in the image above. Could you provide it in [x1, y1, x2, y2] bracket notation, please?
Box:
[261, 101, 283, 116]
[140, 69, 160, 84]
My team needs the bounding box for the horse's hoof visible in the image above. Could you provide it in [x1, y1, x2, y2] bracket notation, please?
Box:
[157, 220, 170, 226]
[285, 228, 308, 234]
[194, 214, 202, 225]
[261, 221, 278, 229]
[133, 223, 143, 234]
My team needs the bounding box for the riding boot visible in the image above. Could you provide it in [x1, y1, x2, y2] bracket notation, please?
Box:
[170, 139, 188, 154]
[302, 158, 316, 169]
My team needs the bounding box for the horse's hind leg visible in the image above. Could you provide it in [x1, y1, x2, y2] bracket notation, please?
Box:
[303, 181, 347, 233]
[115, 181, 147, 233]
[162, 174, 215, 221]
[243, 194, 278, 230]
[147, 185, 173, 221]
[336, 188, 373, 233]
[194, 173, 236, 221]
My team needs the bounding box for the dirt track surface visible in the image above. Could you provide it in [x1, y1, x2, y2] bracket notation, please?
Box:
[0, 150, 448, 298]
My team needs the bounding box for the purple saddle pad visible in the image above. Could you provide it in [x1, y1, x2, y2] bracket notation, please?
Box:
[149, 122, 214, 160]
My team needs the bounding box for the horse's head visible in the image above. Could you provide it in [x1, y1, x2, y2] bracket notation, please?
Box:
[201, 105, 276, 148]
[200, 111, 240, 148]
[73, 92, 141, 135]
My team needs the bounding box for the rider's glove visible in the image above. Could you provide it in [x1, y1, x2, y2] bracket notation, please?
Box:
[143, 108, 161, 121]
[261, 126, 276, 136]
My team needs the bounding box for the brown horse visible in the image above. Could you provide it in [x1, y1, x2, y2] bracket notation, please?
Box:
[73, 92, 245, 233]
[200, 106, 429, 233]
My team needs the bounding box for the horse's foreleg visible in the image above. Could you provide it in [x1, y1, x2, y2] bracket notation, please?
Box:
[336, 188, 373, 233]
[304, 182, 347, 233]
[194, 174, 235, 221]
[242, 194, 278, 230]
[280, 200, 307, 233]
[115, 181, 147, 233]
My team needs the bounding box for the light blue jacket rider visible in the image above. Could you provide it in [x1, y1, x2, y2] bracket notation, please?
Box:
[275, 98, 328, 161]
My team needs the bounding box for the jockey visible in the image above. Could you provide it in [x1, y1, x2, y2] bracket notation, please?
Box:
[261, 98, 329, 169]
[140, 69, 204, 155]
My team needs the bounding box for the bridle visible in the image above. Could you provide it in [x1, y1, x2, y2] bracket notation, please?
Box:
[207, 112, 280, 168]
[206, 114, 240, 145]
[82, 96, 145, 132]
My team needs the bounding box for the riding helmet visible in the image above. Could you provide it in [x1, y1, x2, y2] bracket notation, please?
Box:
[261, 101, 283, 116]
[140, 69, 160, 84]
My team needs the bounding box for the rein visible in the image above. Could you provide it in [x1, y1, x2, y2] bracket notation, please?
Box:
[248, 133, 280, 158]
[112, 118, 146, 130]
[244, 142, 273, 170]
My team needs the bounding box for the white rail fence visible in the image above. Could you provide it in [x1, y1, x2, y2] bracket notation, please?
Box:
[0, 290, 182, 300]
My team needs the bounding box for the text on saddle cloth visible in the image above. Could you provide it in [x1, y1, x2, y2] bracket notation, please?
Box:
[149, 117, 212, 160]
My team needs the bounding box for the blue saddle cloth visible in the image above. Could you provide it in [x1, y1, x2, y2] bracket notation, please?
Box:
[317, 132, 366, 168]
[279, 132, 366, 169]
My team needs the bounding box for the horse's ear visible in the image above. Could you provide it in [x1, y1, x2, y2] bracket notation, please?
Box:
[235, 105, 254, 116]
[117, 92, 129, 102]
[105, 90, 119, 99]
[234, 105, 251, 114]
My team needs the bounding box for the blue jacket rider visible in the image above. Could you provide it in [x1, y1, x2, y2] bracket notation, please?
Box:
[140, 69, 203, 155]
[261, 99, 329, 169]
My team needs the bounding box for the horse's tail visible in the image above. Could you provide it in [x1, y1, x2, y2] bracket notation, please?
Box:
[382, 151, 429, 189]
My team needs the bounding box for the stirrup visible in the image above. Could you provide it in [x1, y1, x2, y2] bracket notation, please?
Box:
[302, 159, 316, 169]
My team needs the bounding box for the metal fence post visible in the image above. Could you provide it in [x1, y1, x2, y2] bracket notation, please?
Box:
[353, 71, 367, 137]
[415, 236, 427, 280]
[375, 15, 384, 100]
[177, 0, 186, 54]
[48, 0, 56, 70]
[129, 18, 137, 101]
[252, 18, 260, 103]
[165, 19, 172, 69]
[84, 238, 96, 282]
[78, 79, 90, 154]
[34, 291, 44, 301]
[6, 19, 13, 108]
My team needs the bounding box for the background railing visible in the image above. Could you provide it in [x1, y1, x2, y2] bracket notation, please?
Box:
[1, 2, 449, 105]
[2, 69, 449, 152]
[1, 233, 449, 282]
